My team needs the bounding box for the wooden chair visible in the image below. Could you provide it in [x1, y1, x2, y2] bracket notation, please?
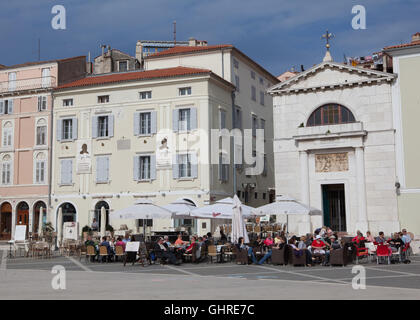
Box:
[207, 245, 220, 263]
[79, 245, 87, 261]
[115, 245, 125, 262]
[86, 245, 96, 262]
[99, 246, 109, 262]
[223, 245, 234, 263]
[232, 246, 248, 265]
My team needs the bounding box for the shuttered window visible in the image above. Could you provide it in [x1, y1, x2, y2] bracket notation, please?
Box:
[60, 159, 73, 185]
[96, 156, 110, 183]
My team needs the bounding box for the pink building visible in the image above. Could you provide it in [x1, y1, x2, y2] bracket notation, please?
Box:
[0, 56, 86, 240]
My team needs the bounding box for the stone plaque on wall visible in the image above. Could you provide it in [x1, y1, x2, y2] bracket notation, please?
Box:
[315, 153, 349, 172]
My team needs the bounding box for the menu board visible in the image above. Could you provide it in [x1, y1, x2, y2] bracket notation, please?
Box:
[15, 225, 27, 241]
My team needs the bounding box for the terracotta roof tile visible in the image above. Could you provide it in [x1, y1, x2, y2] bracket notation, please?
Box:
[56, 66, 212, 90]
[384, 40, 420, 50]
[146, 45, 233, 58]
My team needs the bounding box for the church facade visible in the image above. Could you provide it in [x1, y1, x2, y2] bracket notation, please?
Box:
[268, 60, 400, 236]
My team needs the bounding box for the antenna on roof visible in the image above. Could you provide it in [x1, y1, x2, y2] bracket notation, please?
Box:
[173, 21, 177, 45]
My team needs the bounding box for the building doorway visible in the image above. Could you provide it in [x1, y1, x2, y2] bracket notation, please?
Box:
[33, 201, 47, 236]
[0, 202, 12, 240]
[16, 202, 30, 236]
[94, 201, 109, 232]
[322, 184, 347, 232]
[59, 203, 77, 224]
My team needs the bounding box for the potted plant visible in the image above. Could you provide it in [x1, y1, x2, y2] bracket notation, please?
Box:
[42, 222, 54, 242]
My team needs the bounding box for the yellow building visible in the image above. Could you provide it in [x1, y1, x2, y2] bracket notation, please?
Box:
[51, 66, 269, 236]
[384, 32, 420, 236]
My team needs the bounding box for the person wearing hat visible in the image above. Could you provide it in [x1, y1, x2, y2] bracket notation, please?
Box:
[311, 235, 330, 266]
[330, 235, 342, 250]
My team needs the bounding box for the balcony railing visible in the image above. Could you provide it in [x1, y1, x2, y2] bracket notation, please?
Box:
[0, 76, 57, 94]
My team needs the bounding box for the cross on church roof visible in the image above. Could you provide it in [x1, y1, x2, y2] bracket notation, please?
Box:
[321, 30, 334, 62]
[322, 30, 334, 51]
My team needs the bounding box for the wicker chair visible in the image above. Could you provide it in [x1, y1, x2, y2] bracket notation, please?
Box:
[232, 246, 248, 265]
[288, 247, 307, 266]
[271, 246, 287, 265]
[86, 245, 97, 262]
[329, 248, 347, 266]
[207, 245, 220, 263]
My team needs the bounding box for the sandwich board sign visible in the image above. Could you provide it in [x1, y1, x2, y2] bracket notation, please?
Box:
[14, 225, 27, 241]
[63, 222, 78, 240]
[125, 241, 140, 252]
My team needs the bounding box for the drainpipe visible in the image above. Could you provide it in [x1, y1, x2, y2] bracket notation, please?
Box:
[48, 91, 54, 216]
[231, 91, 236, 198]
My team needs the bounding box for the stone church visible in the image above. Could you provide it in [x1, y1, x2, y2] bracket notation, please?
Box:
[268, 52, 400, 236]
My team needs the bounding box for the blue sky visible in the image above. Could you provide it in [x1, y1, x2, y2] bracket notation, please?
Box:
[1, 0, 419, 76]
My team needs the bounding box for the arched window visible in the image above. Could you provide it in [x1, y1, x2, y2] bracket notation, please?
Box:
[307, 104, 355, 126]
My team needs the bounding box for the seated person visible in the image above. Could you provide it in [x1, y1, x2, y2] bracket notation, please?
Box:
[253, 236, 264, 248]
[153, 237, 180, 265]
[174, 234, 186, 246]
[263, 234, 274, 247]
[330, 235, 342, 250]
[236, 237, 257, 264]
[298, 235, 312, 266]
[289, 238, 310, 266]
[388, 233, 404, 253]
[401, 229, 412, 244]
[115, 237, 126, 252]
[352, 231, 365, 246]
[311, 235, 330, 265]
[256, 235, 277, 265]
[99, 236, 112, 262]
[163, 236, 172, 248]
[375, 231, 388, 244]
[85, 236, 98, 261]
[365, 231, 375, 243]
[206, 232, 214, 245]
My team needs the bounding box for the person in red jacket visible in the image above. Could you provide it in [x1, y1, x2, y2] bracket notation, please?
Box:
[352, 231, 365, 245]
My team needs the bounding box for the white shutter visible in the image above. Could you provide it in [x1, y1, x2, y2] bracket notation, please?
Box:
[96, 157, 109, 183]
[108, 115, 114, 137]
[56, 119, 62, 141]
[61, 159, 72, 184]
[92, 116, 98, 138]
[150, 154, 156, 180]
[172, 109, 179, 132]
[172, 154, 179, 179]
[0, 100, 4, 114]
[191, 153, 198, 179]
[190, 107, 197, 130]
[133, 156, 140, 181]
[133, 112, 140, 136]
[7, 100, 13, 114]
[151, 111, 157, 134]
[72, 117, 78, 140]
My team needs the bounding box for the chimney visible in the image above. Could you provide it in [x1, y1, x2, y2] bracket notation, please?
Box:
[101, 44, 106, 56]
[189, 37, 198, 47]
[412, 32, 420, 42]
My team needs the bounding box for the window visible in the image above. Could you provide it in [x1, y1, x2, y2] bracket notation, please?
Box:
[234, 107, 242, 129]
[140, 112, 151, 135]
[96, 156, 109, 183]
[57, 117, 77, 141]
[251, 86, 256, 101]
[307, 104, 356, 126]
[179, 87, 192, 96]
[263, 193, 266, 200]
[98, 116, 109, 137]
[8, 72, 16, 91]
[219, 110, 227, 130]
[251, 71, 256, 79]
[179, 109, 191, 131]
[252, 115, 258, 136]
[233, 59, 239, 68]
[62, 119, 73, 140]
[139, 91, 152, 100]
[134, 154, 156, 181]
[0, 100, 13, 115]
[37, 96, 47, 111]
[41, 68, 51, 88]
[255, 192, 258, 199]
[235, 75, 240, 92]
[2, 122, 13, 147]
[260, 119, 266, 140]
[119, 61, 128, 72]
[36, 119, 47, 146]
[179, 154, 192, 178]
[219, 153, 229, 182]
[139, 156, 151, 180]
[60, 159, 73, 185]
[259, 77, 264, 85]
[34, 153, 46, 184]
[63, 99, 73, 107]
[260, 91, 265, 106]
[98, 95, 109, 104]
[138, 219, 153, 227]
[263, 154, 267, 176]
[1, 155, 12, 185]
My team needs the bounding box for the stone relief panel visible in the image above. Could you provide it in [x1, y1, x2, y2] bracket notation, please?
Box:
[315, 152, 349, 172]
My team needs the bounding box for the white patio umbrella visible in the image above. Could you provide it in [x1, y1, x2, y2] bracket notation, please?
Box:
[251, 195, 322, 234]
[100, 206, 106, 238]
[190, 197, 259, 219]
[38, 206, 44, 236]
[231, 195, 249, 244]
[163, 198, 196, 219]
[110, 199, 173, 220]
[56, 207, 62, 248]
